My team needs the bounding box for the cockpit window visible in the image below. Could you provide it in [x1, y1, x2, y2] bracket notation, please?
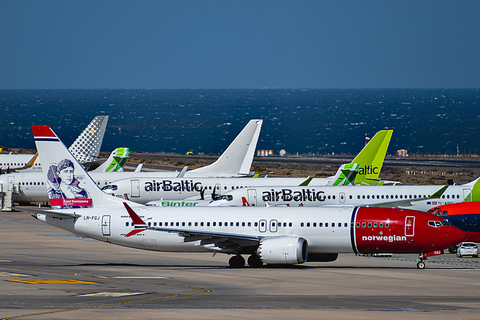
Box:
[101, 185, 118, 191]
[428, 208, 442, 216]
[216, 195, 233, 201]
[428, 220, 449, 227]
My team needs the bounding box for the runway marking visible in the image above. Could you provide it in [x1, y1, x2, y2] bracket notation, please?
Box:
[0, 260, 11, 262]
[8, 279, 99, 284]
[78, 292, 146, 297]
[0, 272, 31, 277]
[0, 265, 211, 320]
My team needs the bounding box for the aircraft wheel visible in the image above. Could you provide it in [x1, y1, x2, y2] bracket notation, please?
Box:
[416, 261, 426, 269]
[247, 254, 263, 268]
[229, 255, 245, 268]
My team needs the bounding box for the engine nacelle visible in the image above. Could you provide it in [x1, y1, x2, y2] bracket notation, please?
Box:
[257, 237, 308, 264]
[307, 253, 338, 262]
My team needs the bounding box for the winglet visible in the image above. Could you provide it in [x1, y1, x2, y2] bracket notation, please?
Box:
[429, 185, 448, 199]
[299, 176, 313, 186]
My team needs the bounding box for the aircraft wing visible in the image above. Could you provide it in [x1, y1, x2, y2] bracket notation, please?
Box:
[16, 206, 81, 219]
[367, 185, 449, 208]
[123, 202, 260, 250]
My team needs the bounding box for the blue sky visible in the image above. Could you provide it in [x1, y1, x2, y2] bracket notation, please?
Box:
[1, 1, 479, 89]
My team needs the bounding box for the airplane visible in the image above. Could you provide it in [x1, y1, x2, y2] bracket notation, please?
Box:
[0, 128, 393, 205]
[26, 125, 466, 269]
[0, 119, 261, 204]
[428, 202, 480, 242]
[207, 178, 480, 212]
[0, 115, 109, 171]
[101, 129, 394, 204]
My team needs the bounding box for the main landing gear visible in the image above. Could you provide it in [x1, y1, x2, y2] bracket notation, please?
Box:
[228, 254, 264, 268]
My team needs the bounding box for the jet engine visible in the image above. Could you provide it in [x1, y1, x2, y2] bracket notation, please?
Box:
[257, 237, 308, 264]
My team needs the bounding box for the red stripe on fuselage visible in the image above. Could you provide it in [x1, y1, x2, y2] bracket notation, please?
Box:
[354, 207, 466, 254]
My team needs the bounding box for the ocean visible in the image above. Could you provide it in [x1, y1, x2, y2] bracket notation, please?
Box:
[1, 89, 479, 156]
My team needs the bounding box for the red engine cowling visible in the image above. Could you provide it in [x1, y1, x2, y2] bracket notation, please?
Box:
[257, 237, 308, 264]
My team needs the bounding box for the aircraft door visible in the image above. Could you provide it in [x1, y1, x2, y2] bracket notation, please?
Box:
[247, 189, 257, 206]
[405, 216, 415, 237]
[259, 219, 267, 232]
[339, 192, 346, 204]
[270, 219, 278, 233]
[102, 215, 111, 236]
[131, 180, 140, 198]
[463, 188, 472, 202]
[7, 176, 15, 192]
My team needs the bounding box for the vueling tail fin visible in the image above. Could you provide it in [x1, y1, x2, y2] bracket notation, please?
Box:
[32, 125, 131, 210]
[190, 119, 263, 176]
[68, 115, 109, 164]
[92, 147, 129, 172]
[349, 130, 393, 185]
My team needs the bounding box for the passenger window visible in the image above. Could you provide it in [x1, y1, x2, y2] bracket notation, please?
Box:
[313, 222, 316, 227]
[356, 222, 360, 228]
[159, 222, 163, 226]
[219, 222, 222, 226]
[248, 222, 251, 227]
[242, 222, 245, 227]
[306, 222, 310, 227]
[200, 222, 204, 226]
[368, 222, 372, 228]
[236, 222, 239, 227]
[126, 222, 129, 226]
[176, 222, 179, 226]
[344, 223, 347, 227]
[289, 222, 292, 227]
[380, 223, 383, 228]
[332, 223, 335, 227]
[195, 222, 198, 226]
[325, 223, 328, 227]
[207, 222, 210, 226]
[374, 223, 377, 228]
[188, 222, 191, 226]
[319, 222, 323, 227]
[213, 222, 216, 226]
[301, 222, 304, 227]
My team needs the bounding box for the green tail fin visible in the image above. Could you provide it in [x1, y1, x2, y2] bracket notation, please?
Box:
[350, 130, 392, 185]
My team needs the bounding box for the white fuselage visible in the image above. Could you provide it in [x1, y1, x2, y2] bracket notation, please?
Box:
[0, 170, 332, 203]
[36, 206, 358, 254]
[208, 184, 473, 212]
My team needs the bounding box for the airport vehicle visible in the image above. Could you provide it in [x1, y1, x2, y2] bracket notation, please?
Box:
[428, 202, 480, 242]
[28, 125, 466, 269]
[207, 179, 480, 212]
[0, 115, 109, 171]
[456, 242, 478, 258]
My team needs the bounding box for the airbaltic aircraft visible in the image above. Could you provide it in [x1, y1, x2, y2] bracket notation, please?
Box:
[0, 115, 109, 171]
[101, 130, 394, 204]
[0, 119, 262, 204]
[207, 178, 480, 212]
[27, 125, 465, 269]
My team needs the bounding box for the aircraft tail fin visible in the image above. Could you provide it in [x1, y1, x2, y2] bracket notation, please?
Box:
[190, 119, 263, 176]
[462, 177, 480, 202]
[328, 163, 359, 186]
[92, 148, 129, 172]
[32, 125, 131, 210]
[68, 115, 109, 164]
[349, 130, 393, 185]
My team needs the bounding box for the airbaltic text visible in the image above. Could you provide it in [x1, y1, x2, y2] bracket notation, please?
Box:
[262, 189, 330, 202]
[145, 180, 203, 192]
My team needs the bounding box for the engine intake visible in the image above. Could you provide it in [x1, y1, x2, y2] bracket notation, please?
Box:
[257, 237, 308, 264]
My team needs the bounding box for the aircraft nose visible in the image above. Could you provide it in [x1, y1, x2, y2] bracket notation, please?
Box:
[446, 226, 467, 247]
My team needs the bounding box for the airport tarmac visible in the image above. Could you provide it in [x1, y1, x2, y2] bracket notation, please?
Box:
[1, 210, 479, 320]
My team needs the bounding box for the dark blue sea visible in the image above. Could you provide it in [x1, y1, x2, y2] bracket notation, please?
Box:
[1, 89, 479, 156]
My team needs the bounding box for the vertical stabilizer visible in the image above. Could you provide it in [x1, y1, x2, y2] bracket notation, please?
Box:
[92, 147, 129, 172]
[350, 130, 392, 185]
[68, 115, 109, 164]
[190, 119, 263, 176]
[32, 125, 127, 209]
